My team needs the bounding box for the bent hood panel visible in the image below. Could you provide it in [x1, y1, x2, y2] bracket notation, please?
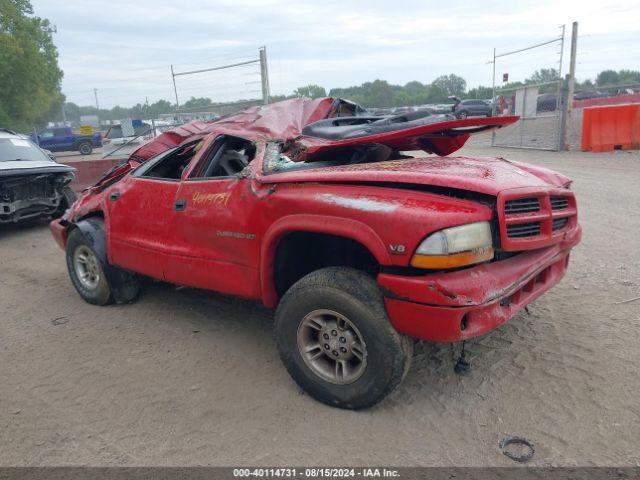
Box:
[0, 160, 75, 177]
[129, 97, 335, 161]
[261, 156, 559, 196]
[292, 116, 519, 158]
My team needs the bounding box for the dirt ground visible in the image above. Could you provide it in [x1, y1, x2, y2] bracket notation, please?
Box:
[1, 141, 639, 467]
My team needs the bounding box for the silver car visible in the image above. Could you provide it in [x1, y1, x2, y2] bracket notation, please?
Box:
[0, 129, 76, 224]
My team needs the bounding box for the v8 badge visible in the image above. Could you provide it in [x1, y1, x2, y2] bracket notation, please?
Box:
[389, 244, 406, 254]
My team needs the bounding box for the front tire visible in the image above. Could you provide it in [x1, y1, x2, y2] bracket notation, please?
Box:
[66, 224, 112, 305]
[274, 267, 412, 410]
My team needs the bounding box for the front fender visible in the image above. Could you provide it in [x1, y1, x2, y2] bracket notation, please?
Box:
[260, 214, 392, 308]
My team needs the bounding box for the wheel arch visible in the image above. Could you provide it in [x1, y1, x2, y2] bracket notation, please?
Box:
[68, 215, 138, 304]
[260, 214, 391, 308]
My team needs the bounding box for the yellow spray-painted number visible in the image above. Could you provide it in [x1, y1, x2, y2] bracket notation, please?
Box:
[192, 192, 231, 206]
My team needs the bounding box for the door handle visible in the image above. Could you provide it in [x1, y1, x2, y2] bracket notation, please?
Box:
[109, 190, 120, 201]
[174, 199, 187, 211]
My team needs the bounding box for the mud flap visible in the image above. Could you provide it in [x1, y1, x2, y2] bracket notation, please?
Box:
[75, 219, 139, 304]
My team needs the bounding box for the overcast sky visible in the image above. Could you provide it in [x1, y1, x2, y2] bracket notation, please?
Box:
[31, 0, 640, 108]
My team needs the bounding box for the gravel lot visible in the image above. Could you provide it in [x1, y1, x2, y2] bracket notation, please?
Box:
[1, 142, 639, 467]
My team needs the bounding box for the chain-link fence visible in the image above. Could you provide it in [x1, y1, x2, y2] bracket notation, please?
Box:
[489, 29, 566, 151]
[491, 81, 563, 150]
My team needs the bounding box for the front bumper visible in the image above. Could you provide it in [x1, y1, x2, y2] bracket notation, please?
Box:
[50, 218, 68, 249]
[378, 225, 581, 342]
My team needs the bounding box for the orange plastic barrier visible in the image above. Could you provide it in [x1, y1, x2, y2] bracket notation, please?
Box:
[581, 103, 640, 152]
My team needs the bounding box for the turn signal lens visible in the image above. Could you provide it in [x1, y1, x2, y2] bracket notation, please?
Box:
[411, 221, 494, 269]
[411, 247, 494, 269]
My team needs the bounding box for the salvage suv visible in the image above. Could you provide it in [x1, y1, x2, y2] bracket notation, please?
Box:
[50, 98, 581, 409]
[1, 129, 76, 224]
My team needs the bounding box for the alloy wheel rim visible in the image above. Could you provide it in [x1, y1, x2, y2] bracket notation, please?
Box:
[73, 245, 101, 290]
[297, 309, 367, 385]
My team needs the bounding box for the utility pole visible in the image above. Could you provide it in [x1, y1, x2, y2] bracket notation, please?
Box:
[171, 65, 180, 112]
[561, 21, 578, 150]
[259, 46, 270, 105]
[491, 47, 496, 114]
[93, 88, 100, 126]
[61, 102, 67, 125]
[491, 47, 497, 145]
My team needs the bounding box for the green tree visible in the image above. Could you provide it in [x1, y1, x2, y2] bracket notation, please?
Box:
[294, 84, 327, 99]
[526, 68, 559, 85]
[0, 0, 64, 131]
[596, 70, 619, 86]
[614, 69, 640, 85]
[466, 85, 493, 100]
[366, 80, 395, 107]
[182, 96, 213, 110]
[148, 99, 173, 118]
[429, 74, 467, 100]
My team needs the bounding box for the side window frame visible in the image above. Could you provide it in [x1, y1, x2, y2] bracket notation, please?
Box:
[131, 140, 200, 182]
[187, 134, 254, 182]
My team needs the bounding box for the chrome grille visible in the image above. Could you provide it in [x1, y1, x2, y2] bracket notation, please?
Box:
[507, 222, 541, 238]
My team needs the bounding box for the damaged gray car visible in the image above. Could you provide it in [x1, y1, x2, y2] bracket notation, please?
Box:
[0, 129, 76, 224]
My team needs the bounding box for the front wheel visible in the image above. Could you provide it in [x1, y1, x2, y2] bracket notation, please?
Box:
[66, 225, 112, 305]
[274, 267, 413, 410]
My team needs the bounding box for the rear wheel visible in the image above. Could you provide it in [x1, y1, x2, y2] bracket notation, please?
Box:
[77, 142, 92, 155]
[457, 110, 468, 119]
[274, 267, 413, 410]
[66, 223, 112, 305]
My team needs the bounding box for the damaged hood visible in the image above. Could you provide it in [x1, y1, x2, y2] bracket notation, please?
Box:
[129, 97, 518, 162]
[261, 155, 571, 196]
[130, 97, 335, 161]
[0, 159, 74, 177]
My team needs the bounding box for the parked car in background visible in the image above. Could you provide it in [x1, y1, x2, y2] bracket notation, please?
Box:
[50, 97, 580, 409]
[453, 99, 493, 118]
[1, 129, 76, 224]
[536, 93, 560, 112]
[32, 127, 103, 155]
[102, 122, 153, 157]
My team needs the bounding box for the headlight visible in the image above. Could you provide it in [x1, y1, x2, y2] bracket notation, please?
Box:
[411, 221, 494, 269]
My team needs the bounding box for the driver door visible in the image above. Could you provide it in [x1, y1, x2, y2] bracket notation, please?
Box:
[164, 135, 261, 299]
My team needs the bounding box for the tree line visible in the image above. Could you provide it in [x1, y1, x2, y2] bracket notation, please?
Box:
[60, 67, 640, 124]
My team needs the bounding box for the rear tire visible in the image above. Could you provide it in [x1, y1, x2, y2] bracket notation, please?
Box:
[66, 225, 112, 305]
[457, 110, 468, 119]
[78, 142, 92, 155]
[274, 267, 413, 410]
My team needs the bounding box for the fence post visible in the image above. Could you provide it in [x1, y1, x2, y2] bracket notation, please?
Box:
[561, 21, 578, 150]
[559, 75, 570, 150]
[259, 47, 270, 105]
